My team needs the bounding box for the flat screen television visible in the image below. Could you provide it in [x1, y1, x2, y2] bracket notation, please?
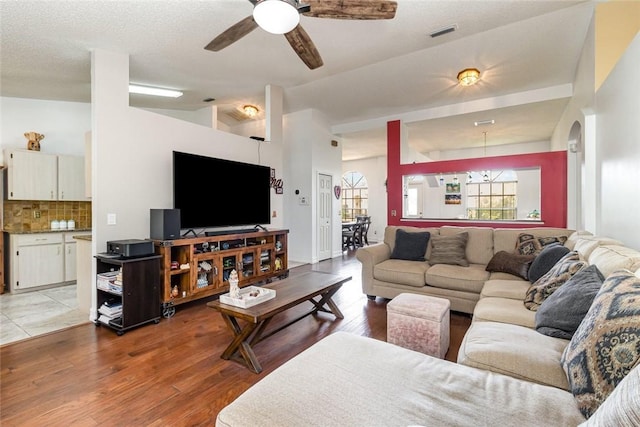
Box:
[173, 151, 271, 231]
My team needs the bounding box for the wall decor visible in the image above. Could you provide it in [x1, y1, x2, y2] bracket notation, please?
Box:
[445, 194, 461, 205]
[446, 182, 460, 193]
[334, 185, 341, 199]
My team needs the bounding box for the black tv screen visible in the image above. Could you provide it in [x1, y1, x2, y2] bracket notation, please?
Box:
[173, 151, 271, 230]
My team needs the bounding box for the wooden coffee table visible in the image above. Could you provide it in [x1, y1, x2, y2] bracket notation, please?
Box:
[207, 271, 351, 373]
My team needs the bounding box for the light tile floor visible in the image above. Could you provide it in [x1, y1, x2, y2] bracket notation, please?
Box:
[0, 284, 90, 346]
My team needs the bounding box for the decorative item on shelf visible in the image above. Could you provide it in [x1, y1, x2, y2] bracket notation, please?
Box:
[228, 269, 240, 299]
[24, 131, 44, 151]
[170, 261, 179, 270]
[527, 209, 541, 219]
[275, 257, 282, 271]
[179, 263, 189, 270]
[171, 285, 179, 298]
[275, 241, 282, 251]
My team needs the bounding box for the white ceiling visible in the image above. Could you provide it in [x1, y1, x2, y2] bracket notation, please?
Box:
[0, 0, 595, 160]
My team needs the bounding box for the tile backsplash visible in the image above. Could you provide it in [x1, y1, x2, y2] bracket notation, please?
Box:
[3, 201, 92, 232]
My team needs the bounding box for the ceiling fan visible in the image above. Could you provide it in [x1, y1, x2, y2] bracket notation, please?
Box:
[204, 0, 398, 70]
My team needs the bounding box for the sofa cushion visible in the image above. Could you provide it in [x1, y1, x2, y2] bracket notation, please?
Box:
[516, 233, 568, 256]
[425, 263, 488, 293]
[390, 229, 430, 261]
[588, 244, 640, 277]
[561, 269, 640, 419]
[485, 251, 535, 280]
[494, 228, 574, 254]
[573, 237, 622, 260]
[481, 279, 530, 300]
[429, 232, 469, 266]
[535, 265, 604, 340]
[458, 321, 570, 390]
[473, 297, 536, 328]
[581, 364, 640, 426]
[373, 259, 429, 288]
[524, 251, 587, 311]
[528, 243, 571, 283]
[216, 331, 586, 427]
[440, 226, 494, 265]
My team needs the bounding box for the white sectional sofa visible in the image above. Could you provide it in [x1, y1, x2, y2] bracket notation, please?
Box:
[216, 227, 640, 426]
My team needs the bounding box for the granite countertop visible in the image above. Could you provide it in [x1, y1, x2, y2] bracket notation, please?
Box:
[73, 234, 92, 241]
[2, 228, 92, 235]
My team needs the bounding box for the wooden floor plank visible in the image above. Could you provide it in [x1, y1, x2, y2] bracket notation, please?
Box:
[0, 251, 471, 426]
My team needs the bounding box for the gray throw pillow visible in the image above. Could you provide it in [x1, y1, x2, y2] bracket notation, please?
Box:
[535, 264, 604, 339]
[528, 243, 571, 283]
[429, 232, 468, 266]
[390, 229, 430, 261]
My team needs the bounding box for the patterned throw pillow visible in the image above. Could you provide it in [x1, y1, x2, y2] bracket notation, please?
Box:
[516, 233, 568, 256]
[429, 232, 469, 266]
[561, 269, 640, 419]
[523, 251, 587, 311]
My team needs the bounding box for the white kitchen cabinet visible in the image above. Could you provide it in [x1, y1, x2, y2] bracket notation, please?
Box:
[63, 232, 90, 282]
[58, 155, 89, 201]
[5, 149, 57, 200]
[10, 233, 64, 292]
[4, 150, 89, 201]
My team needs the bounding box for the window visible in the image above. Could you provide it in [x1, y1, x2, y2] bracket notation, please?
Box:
[342, 171, 368, 222]
[466, 171, 517, 220]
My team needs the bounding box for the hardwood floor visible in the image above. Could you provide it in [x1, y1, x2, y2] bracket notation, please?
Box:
[0, 250, 471, 426]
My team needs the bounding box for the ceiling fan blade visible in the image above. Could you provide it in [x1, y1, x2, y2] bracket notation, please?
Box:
[284, 24, 324, 70]
[302, 0, 397, 20]
[204, 15, 259, 52]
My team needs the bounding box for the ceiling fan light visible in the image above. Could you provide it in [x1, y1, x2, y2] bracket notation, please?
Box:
[457, 68, 480, 86]
[253, 0, 300, 35]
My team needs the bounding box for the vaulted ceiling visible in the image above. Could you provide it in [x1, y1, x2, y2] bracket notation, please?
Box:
[0, 0, 594, 160]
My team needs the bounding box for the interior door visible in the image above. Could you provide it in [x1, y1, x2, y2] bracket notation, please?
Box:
[318, 173, 332, 261]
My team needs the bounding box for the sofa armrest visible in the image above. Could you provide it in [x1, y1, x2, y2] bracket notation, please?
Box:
[356, 243, 391, 296]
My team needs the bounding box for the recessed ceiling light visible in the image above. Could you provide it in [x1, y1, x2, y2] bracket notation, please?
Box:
[129, 84, 183, 98]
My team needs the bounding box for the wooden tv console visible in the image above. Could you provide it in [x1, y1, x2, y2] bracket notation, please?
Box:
[153, 229, 289, 318]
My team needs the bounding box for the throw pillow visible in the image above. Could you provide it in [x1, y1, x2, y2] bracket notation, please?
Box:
[485, 251, 535, 280]
[516, 233, 568, 256]
[535, 265, 604, 339]
[528, 243, 571, 283]
[390, 229, 430, 261]
[523, 251, 587, 311]
[561, 269, 640, 419]
[429, 232, 469, 266]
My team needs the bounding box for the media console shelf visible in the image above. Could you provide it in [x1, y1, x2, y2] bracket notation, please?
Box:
[153, 229, 289, 318]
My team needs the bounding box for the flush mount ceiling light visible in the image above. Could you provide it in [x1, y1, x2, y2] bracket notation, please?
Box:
[457, 68, 481, 86]
[253, 0, 300, 34]
[474, 119, 495, 126]
[128, 84, 183, 98]
[243, 104, 259, 117]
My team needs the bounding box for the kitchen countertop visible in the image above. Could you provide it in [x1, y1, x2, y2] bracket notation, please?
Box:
[2, 228, 92, 235]
[73, 234, 92, 241]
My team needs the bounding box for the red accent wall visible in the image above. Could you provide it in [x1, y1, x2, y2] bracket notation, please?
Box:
[386, 120, 567, 229]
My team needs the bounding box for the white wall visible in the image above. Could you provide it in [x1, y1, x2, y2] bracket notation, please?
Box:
[342, 156, 387, 243]
[0, 97, 90, 162]
[90, 49, 284, 319]
[595, 34, 640, 249]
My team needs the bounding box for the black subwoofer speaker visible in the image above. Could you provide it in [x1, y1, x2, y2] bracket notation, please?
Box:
[150, 209, 181, 240]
